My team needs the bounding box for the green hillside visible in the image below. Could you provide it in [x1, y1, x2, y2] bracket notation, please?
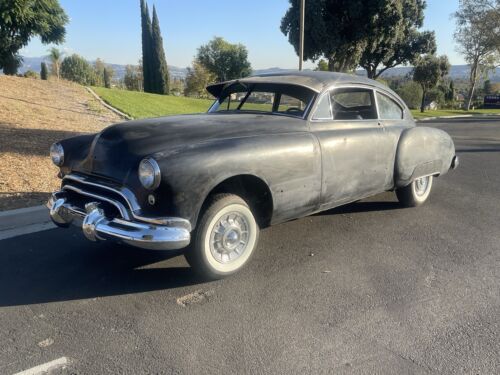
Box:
[92, 87, 214, 119]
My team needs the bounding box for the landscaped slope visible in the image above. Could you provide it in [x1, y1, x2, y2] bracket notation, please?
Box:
[92, 87, 213, 119]
[0, 76, 121, 210]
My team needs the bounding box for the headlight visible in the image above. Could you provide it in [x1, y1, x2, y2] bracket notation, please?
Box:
[50, 143, 64, 166]
[138, 158, 161, 190]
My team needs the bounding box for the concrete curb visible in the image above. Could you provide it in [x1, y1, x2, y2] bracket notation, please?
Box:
[417, 114, 500, 122]
[86, 87, 133, 120]
[0, 205, 55, 240]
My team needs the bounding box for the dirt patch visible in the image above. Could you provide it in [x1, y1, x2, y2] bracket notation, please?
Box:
[0, 76, 121, 211]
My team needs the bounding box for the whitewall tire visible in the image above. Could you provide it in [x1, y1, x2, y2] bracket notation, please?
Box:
[185, 194, 259, 279]
[396, 175, 434, 207]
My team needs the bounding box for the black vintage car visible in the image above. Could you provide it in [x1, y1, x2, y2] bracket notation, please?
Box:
[48, 71, 458, 279]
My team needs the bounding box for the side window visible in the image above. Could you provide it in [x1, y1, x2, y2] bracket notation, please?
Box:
[330, 88, 377, 120]
[312, 94, 332, 120]
[277, 94, 308, 116]
[376, 92, 403, 120]
[241, 92, 275, 112]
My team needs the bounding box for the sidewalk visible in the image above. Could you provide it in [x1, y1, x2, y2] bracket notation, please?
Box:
[0, 205, 54, 240]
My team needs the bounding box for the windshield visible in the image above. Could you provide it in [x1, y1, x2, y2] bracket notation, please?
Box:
[208, 83, 315, 118]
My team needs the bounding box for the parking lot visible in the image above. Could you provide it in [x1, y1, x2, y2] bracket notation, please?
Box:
[0, 117, 499, 374]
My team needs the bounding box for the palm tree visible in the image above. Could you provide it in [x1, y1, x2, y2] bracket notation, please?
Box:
[48, 48, 63, 79]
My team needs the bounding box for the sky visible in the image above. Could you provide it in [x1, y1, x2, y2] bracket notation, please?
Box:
[21, 0, 464, 69]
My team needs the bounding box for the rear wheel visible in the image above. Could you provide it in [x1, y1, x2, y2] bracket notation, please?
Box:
[396, 175, 433, 207]
[185, 194, 259, 280]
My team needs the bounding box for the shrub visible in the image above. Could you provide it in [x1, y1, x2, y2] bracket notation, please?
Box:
[40, 62, 48, 80]
[24, 70, 38, 79]
[60, 54, 98, 85]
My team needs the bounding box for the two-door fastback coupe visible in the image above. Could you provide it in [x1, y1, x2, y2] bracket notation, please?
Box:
[48, 71, 458, 279]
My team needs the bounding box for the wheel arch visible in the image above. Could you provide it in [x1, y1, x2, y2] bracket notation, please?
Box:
[193, 174, 274, 230]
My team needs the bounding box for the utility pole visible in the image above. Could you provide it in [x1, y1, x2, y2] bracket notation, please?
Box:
[299, 0, 305, 71]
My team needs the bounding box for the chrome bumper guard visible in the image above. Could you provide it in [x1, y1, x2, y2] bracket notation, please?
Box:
[47, 192, 191, 251]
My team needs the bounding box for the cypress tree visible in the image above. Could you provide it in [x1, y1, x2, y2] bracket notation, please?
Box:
[103, 67, 111, 88]
[140, 0, 153, 92]
[151, 5, 169, 94]
[40, 62, 48, 80]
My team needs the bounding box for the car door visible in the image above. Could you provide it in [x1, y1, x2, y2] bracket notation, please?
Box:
[374, 90, 412, 187]
[310, 86, 394, 209]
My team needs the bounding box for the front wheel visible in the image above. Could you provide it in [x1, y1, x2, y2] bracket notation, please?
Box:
[184, 194, 259, 280]
[396, 175, 434, 207]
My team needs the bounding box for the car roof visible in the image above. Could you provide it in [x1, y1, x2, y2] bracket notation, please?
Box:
[206, 70, 391, 97]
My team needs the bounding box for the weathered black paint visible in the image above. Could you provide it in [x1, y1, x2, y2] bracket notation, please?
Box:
[55, 72, 456, 231]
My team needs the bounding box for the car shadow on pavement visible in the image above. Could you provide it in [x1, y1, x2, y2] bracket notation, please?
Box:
[0, 228, 202, 307]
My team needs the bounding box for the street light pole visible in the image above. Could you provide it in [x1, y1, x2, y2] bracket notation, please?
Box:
[299, 0, 305, 71]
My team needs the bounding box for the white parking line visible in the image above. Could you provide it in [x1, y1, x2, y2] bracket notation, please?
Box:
[13, 357, 69, 375]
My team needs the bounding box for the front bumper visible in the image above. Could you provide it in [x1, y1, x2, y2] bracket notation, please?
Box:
[47, 192, 191, 251]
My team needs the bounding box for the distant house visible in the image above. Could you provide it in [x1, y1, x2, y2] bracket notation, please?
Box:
[424, 101, 439, 111]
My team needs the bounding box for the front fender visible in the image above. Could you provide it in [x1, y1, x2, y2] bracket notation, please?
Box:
[154, 133, 321, 229]
[394, 127, 455, 188]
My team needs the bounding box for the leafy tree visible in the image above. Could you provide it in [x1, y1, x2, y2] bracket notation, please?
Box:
[446, 80, 456, 102]
[395, 81, 423, 109]
[281, 0, 391, 72]
[93, 58, 105, 86]
[196, 37, 252, 82]
[0, 0, 68, 74]
[151, 5, 169, 94]
[484, 79, 493, 94]
[314, 59, 329, 71]
[60, 54, 98, 85]
[103, 67, 113, 88]
[454, 0, 500, 110]
[40, 62, 48, 80]
[491, 82, 500, 94]
[413, 54, 450, 112]
[48, 47, 63, 79]
[360, 0, 436, 79]
[124, 64, 143, 91]
[140, 0, 153, 92]
[184, 61, 216, 98]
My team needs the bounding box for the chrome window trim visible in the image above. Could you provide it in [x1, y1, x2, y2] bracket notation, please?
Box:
[310, 85, 379, 122]
[374, 89, 405, 120]
[310, 91, 333, 121]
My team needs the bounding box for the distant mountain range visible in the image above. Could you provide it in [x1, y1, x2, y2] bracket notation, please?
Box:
[17, 56, 500, 82]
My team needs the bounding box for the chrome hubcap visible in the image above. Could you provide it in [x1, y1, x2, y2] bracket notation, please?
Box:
[210, 212, 250, 264]
[414, 176, 430, 196]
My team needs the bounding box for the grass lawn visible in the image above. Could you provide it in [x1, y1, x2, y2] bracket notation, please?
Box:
[411, 108, 500, 120]
[92, 87, 214, 119]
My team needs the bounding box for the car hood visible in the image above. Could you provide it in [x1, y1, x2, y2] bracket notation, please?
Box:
[67, 113, 306, 182]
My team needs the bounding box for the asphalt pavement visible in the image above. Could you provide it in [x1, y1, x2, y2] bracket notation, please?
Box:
[0, 117, 499, 374]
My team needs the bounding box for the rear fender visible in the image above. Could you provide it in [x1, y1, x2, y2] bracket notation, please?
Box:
[395, 127, 455, 188]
